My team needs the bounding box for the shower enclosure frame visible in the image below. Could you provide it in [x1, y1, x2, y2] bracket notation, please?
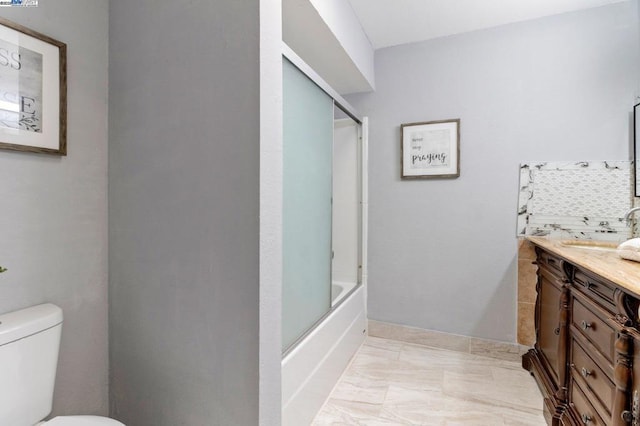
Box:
[281, 42, 368, 426]
[281, 44, 365, 356]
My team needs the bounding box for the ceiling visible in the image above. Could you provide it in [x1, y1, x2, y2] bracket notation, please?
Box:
[346, 0, 629, 50]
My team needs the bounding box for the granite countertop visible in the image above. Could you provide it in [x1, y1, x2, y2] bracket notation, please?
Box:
[526, 236, 640, 297]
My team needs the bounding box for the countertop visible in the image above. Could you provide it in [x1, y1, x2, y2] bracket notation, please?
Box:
[526, 236, 640, 297]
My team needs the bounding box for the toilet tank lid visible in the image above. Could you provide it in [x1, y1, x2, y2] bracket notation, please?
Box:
[45, 416, 125, 426]
[0, 303, 63, 346]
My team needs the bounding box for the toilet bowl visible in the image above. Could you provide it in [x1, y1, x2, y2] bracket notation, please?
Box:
[40, 416, 125, 425]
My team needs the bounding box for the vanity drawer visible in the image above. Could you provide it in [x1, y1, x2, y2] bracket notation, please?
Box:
[539, 264, 565, 288]
[537, 248, 565, 276]
[572, 295, 615, 363]
[570, 339, 613, 421]
[572, 269, 616, 312]
[570, 381, 606, 426]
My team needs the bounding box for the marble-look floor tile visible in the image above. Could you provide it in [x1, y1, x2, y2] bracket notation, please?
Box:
[490, 362, 542, 392]
[312, 399, 384, 425]
[400, 343, 511, 376]
[501, 409, 547, 426]
[384, 363, 444, 392]
[398, 342, 478, 369]
[312, 336, 546, 426]
[346, 352, 395, 382]
[381, 386, 508, 425]
[442, 369, 542, 413]
[331, 373, 389, 405]
[358, 338, 402, 360]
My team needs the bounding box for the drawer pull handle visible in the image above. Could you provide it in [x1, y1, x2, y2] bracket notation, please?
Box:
[621, 410, 633, 422]
[581, 320, 593, 330]
[581, 413, 592, 424]
[581, 367, 592, 378]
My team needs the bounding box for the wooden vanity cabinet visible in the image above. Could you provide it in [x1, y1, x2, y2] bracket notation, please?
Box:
[524, 248, 571, 425]
[524, 246, 640, 426]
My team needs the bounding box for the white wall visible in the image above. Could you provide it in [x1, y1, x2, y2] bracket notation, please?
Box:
[283, 0, 374, 94]
[347, 2, 639, 342]
[259, 0, 283, 424]
[307, 0, 375, 88]
[109, 0, 263, 424]
[0, 1, 109, 416]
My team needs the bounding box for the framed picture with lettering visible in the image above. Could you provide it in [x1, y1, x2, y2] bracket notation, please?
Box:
[0, 17, 66, 155]
[400, 119, 460, 179]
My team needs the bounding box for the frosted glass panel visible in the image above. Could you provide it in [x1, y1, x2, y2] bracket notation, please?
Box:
[282, 59, 333, 351]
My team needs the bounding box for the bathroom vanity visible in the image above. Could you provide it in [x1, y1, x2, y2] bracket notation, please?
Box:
[523, 237, 640, 426]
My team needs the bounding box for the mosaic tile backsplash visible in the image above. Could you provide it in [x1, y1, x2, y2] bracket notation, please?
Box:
[517, 161, 633, 241]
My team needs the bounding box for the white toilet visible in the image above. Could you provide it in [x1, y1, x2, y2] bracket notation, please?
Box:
[0, 303, 124, 426]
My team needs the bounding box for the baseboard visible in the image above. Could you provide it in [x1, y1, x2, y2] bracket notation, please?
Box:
[368, 319, 529, 363]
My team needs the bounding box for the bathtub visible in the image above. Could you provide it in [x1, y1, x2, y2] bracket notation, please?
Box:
[282, 284, 366, 426]
[331, 280, 357, 306]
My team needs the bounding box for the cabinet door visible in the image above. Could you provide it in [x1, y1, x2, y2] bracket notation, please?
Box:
[538, 271, 562, 384]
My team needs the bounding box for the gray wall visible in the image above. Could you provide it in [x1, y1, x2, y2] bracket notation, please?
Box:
[109, 0, 260, 424]
[347, 3, 639, 342]
[0, 0, 109, 417]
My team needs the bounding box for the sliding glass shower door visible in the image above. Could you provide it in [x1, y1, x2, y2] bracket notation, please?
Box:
[282, 58, 334, 351]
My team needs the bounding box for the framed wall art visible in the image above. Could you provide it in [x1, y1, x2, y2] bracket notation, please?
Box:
[0, 17, 66, 155]
[401, 119, 460, 179]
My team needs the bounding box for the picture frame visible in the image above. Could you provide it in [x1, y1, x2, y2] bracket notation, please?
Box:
[0, 17, 66, 155]
[634, 102, 640, 196]
[401, 119, 460, 179]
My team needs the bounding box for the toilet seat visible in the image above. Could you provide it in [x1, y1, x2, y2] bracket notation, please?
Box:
[42, 415, 125, 425]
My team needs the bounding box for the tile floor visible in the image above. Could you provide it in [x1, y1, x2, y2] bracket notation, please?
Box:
[312, 336, 546, 425]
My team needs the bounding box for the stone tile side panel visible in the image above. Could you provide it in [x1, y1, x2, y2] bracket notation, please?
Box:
[517, 239, 537, 346]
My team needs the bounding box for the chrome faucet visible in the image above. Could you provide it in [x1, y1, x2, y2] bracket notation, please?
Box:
[624, 207, 640, 225]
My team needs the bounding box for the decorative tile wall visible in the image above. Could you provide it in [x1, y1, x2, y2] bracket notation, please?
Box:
[516, 161, 634, 346]
[517, 161, 633, 241]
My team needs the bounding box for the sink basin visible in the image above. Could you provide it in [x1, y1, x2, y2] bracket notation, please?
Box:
[559, 240, 618, 251]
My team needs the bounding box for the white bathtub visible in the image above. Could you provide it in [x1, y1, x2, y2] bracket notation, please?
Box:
[331, 280, 357, 306]
[282, 285, 366, 426]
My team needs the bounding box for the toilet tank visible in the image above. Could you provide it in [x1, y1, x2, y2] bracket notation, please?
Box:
[0, 304, 63, 426]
